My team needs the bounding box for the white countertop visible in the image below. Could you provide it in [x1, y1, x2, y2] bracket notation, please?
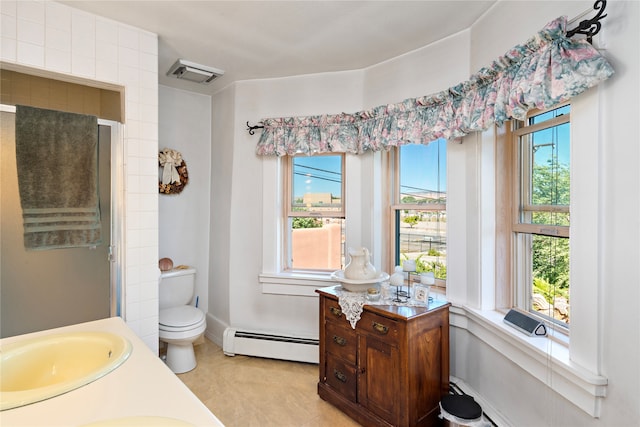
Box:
[0, 317, 224, 427]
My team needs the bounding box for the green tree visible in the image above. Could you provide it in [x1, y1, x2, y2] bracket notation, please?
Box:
[403, 215, 419, 228]
[531, 158, 570, 292]
[532, 235, 569, 290]
[533, 277, 569, 304]
[402, 196, 417, 204]
[412, 254, 447, 280]
[292, 217, 322, 229]
[532, 160, 570, 206]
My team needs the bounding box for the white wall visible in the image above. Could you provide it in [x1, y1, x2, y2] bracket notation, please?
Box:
[207, 24, 471, 338]
[159, 85, 211, 314]
[211, 0, 639, 425]
[207, 84, 235, 343]
[363, 29, 470, 107]
[1, 0, 160, 351]
[454, 1, 640, 425]
[208, 31, 471, 339]
[209, 72, 364, 340]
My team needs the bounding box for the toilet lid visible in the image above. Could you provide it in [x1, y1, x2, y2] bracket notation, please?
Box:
[159, 306, 205, 328]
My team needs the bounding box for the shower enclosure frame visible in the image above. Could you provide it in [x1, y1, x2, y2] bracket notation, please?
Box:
[0, 104, 126, 320]
[104, 117, 126, 319]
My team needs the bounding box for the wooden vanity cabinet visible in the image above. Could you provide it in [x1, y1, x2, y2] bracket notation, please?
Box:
[317, 286, 450, 427]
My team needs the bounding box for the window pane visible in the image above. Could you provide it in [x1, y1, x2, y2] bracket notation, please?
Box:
[291, 155, 342, 214]
[395, 140, 447, 281]
[530, 122, 570, 207]
[530, 235, 570, 326]
[516, 105, 571, 328]
[290, 217, 345, 270]
[528, 104, 570, 125]
[520, 105, 570, 228]
[399, 140, 446, 205]
[395, 210, 447, 280]
[530, 211, 570, 227]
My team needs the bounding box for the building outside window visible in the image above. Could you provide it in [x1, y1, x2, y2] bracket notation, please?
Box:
[285, 154, 345, 271]
[391, 139, 447, 286]
[513, 104, 570, 328]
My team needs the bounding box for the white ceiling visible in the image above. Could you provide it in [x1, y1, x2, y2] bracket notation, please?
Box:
[59, 1, 496, 95]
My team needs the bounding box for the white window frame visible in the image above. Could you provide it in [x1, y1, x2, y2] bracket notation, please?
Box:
[448, 90, 607, 418]
[512, 106, 570, 331]
[283, 153, 346, 273]
[388, 142, 447, 288]
[259, 153, 369, 296]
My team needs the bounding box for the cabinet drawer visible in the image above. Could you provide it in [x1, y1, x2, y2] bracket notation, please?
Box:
[323, 300, 346, 323]
[325, 321, 356, 364]
[359, 311, 399, 342]
[325, 354, 357, 402]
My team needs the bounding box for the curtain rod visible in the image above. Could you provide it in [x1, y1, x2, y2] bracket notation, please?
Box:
[566, 0, 607, 42]
[247, 0, 608, 136]
[569, 6, 597, 25]
[246, 121, 264, 135]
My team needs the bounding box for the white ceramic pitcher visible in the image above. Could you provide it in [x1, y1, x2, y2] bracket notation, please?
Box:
[343, 247, 378, 280]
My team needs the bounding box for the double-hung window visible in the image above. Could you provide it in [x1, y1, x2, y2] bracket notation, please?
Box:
[284, 154, 345, 272]
[390, 139, 447, 286]
[512, 104, 570, 328]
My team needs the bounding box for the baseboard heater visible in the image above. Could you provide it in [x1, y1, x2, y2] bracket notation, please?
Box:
[223, 328, 319, 363]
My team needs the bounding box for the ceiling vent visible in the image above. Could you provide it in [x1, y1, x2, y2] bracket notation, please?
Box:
[166, 59, 224, 84]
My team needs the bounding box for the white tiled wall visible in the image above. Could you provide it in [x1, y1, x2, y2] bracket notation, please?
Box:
[1, 0, 160, 352]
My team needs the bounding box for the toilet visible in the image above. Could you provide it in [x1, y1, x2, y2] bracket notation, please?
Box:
[159, 267, 206, 374]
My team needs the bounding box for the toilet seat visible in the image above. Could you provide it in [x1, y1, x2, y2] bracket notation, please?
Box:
[159, 306, 205, 333]
[158, 306, 206, 374]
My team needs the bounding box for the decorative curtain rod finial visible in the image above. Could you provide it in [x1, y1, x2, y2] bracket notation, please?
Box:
[566, 0, 607, 43]
[247, 121, 264, 135]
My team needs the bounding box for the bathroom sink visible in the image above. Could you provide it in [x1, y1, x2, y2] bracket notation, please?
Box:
[0, 331, 132, 410]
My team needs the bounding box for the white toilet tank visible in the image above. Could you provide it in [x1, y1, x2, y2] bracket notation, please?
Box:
[159, 267, 196, 310]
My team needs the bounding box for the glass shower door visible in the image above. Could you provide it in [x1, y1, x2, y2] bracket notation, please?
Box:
[0, 110, 114, 338]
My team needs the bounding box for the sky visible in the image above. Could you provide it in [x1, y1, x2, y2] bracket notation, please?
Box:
[530, 123, 570, 168]
[399, 138, 447, 196]
[292, 139, 448, 199]
[293, 155, 342, 198]
[529, 104, 570, 167]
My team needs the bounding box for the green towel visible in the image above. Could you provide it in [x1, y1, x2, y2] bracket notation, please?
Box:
[15, 105, 101, 250]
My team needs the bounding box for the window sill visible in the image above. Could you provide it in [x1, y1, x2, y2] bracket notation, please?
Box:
[449, 305, 608, 417]
[258, 272, 334, 296]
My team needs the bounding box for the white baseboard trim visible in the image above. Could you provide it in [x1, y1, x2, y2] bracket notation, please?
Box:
[204, 312, 227, 348]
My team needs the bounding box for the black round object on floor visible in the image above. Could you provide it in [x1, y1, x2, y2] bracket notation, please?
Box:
[441, 394, 483, 420]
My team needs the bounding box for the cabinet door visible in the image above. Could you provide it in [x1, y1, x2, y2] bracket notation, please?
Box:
[357, 334, 399, 425]
[325, 353, 357, 402]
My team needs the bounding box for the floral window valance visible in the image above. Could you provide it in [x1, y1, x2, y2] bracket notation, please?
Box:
[255, 16, 614, 157]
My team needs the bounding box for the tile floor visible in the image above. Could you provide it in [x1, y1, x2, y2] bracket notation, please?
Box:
[176, 338, 361, 427]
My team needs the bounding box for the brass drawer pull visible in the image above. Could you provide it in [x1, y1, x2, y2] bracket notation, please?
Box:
[372, 321, 389, 335]
[333, 335, 347, 346]
[329, 306, 342, 317]
[333, 369, 347, 383]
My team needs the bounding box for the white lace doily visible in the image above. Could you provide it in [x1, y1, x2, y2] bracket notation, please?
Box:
[336, 285, 432, 329]
[337, 291, 367, 328]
